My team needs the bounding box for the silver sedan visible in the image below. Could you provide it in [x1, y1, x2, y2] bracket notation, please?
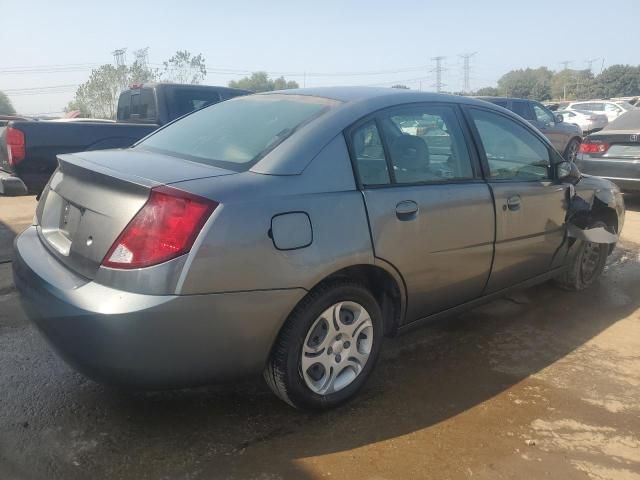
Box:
[13, 87, 624, 410]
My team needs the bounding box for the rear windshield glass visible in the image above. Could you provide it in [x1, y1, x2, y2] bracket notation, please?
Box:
[604, 110, 640, 130]
[137, 94, 339, 171]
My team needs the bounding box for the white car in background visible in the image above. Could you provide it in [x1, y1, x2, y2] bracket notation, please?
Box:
[557, 109, 608, 135]
[566, 100, 636, 122]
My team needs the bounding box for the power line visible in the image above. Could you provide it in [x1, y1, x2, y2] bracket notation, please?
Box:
[148, 63, 431, 78]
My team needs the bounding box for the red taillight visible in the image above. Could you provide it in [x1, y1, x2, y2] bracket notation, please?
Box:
[102, 186, 218, 269]
[579, 141, 610, 154]
[6, 127, 25, 166]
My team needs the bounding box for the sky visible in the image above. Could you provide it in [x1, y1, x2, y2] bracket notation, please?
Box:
[2, 0, 639, 115]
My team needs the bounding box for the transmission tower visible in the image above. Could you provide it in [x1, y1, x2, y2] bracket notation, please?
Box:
[584, 58, 600, 73]
[431, 56, 446, 93]
[112, 48, 127, 67]
[134, 47, 149, 68]
[459, 52, 477, 92]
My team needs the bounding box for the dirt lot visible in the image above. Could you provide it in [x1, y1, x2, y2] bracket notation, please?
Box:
[0, 194, 639, 480]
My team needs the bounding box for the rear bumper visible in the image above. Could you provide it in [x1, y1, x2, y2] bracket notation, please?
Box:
[0, 170, 28, 196]
[13, 226, 305, 388]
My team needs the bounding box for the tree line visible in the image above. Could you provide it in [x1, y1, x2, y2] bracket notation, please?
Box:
[2, 56, 640, 118]
[474, 64, 640, 101]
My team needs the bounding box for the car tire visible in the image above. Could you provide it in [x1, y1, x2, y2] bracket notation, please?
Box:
[264, 279, 383, 410]
[564, 137, 581, 162]
[556, 220, 610, 291]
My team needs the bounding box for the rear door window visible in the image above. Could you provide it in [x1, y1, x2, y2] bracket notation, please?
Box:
[532, 103, 555, 127]
[512, 101, 534, 120]
[350, 122, 390, 186]
[380, 105, 474, 184]
[605, 103, 622, 114]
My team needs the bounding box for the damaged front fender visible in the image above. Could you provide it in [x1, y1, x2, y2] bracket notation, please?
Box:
[566, 223, 618, 244]
[564, 176, 623, 244]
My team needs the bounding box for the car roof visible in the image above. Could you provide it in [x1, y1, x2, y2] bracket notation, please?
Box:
[269, 86, 490, 107]
[136, 83, 252, 94]
[249, 87, 548, 176]
[474, 96, 533, 102]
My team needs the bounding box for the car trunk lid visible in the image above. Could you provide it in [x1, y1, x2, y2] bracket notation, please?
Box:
[36, 149, 236, 279]
[585, 130, 640, 159]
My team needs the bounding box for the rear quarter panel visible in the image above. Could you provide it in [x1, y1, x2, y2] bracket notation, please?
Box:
[174, 135, 376, 294]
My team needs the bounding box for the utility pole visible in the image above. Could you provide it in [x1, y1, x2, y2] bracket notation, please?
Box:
[431, 56, 446, 93]
[459, 52, 477, 92]
[112, 48, 127, 67]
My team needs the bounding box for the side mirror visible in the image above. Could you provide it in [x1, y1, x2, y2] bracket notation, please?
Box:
[555, 114, 564, 123]
[556, 160, 581, 184]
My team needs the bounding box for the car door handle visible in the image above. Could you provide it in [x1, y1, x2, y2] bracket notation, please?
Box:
[396, 200, 419, 219]
[506, 195, 521, 211]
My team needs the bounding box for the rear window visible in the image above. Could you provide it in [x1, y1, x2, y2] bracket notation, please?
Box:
[117, 88, 157, 123]
[137, 94, 339, 171]
[615, 101, 636, 110]
[604, 110, 640, 130]
[170, 88, 222, 118]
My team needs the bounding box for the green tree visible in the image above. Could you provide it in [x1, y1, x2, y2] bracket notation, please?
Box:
[550, 69, 594, 100]
[68, 64, 128, 119]
[161, 50, 206, 84]
[228, 72, 299, 92]
[474, 86, 499, 96]
[0, 91, 16, 115]
[497, 67, 553, 100]
[129, 49, 158, 84]
[64, 99, 92, 117]
[592, 65, 640, 98]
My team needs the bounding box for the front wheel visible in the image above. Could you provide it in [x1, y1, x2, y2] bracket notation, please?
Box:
[556, 220, 610, 290]
[264, 280, 383, 410]
[564, 138, 581, 162]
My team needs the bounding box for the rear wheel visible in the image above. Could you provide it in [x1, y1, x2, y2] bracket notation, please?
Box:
[557, 220, 610, 290]
[264, 280, 383, 410]
[564, 138, 581, 162]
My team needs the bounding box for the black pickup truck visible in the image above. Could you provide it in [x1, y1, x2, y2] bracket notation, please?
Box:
[0, 83, 250, 195]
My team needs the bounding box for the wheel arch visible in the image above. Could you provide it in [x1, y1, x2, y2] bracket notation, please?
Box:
[564, 136, 582, 158]
[294, 262, 406, 338]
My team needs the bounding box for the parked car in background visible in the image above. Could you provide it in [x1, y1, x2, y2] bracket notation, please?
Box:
[566, 100, 636, 122]
[557, 109, 608, 135]
[14, 87, 624, 410]
[478, 97, 583, 161]
[49, 118, 116, 123]
[575, 109, 640, 192]
[544, 101, 569, 112]
[0, 115, 31, 127]
[0, 83, 251, 195]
